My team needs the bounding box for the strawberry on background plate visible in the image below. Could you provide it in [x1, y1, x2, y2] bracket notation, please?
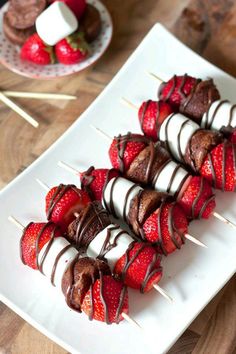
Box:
[49, 0, 86, 19]
[45, 184, 91, 232]
[81, 275, 129, 324]
[138, 100, 173, 141]
[21, 222, 61, 269]
[20, 33, 55, 65]
[55, 32, 89, 65]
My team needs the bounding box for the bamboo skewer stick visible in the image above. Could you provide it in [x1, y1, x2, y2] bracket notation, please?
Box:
[0, 92, 39, 128]
[1, 91, 77, 100]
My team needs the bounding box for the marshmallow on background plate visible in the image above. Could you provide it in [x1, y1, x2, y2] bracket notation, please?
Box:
[36, 2, 78, 46]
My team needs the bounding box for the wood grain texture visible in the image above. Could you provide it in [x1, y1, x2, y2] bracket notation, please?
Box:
[0, 0, 236, 353]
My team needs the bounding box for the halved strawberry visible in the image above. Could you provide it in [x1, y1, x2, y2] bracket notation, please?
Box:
[114, 242, 162, 293]
[81, 275, 129, 324]
[80, 167, 120, 201]
[138, 100, 173, 141]
[158, 74, 198, 108]
[178, 176, 216, 219]
[200, 142, 236, 192]
[45, 184, 91, 232]
[109, 133, 147, 173]
[142, 202, 188, 255]
[20, 222, 61, 269]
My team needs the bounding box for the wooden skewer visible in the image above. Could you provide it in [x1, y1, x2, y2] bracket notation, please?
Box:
[153, 284, 173, 302]
[212, 212, 236, 231]
[146, 71, 164, 82]
[36, 178, 50, 191]
[0, 91, 39, 128]
[121, 97, 139, 110]
[58, 161, 80, 176]
[1, 91, 77, 101]
[8, 215, 24, 231]
[8, 215, 141, 328]
[90, 125, 113, 142]
[185, 233, 207, 248]
[121, 312, 142, 329]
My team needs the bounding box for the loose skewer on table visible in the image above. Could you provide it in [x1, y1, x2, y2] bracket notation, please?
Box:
[1, 91, 77, 100]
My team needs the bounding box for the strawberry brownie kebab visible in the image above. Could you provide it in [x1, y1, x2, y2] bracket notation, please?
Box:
[57, 157, 207, 258]
[8, 215, 136, 326]
[32, 180, 173, 301]
[148, 72, 236, 134]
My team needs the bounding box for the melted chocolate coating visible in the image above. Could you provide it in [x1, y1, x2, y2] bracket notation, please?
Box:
[184, 129, 223, 172]
[61, 256, 110, 313]
[179, 79, 220, 124]
[126, 142, 171, 185]
[128, 189, 171, 239]
[67, 201, 111, 249]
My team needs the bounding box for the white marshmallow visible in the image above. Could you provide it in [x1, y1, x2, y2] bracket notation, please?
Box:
[38, 237, 77, 289]
[36, 2, 78, 46]
[87, 224, 133, 269]
[159, 113, 199, 162]
[201, 100, 236, 130]
[153, 160, 189, 195]
[102, 177, 143, 220]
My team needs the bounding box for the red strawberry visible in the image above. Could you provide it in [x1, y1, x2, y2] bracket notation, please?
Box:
[158, 74, 198, 108]
[114, 242, 162, 293]
[45, 184, 91, 232]
[20, 222, 61, 269]
[229, 129, 236, 144]
[138, 100, 173, 140]
[109, 133, 147, 173]
[50, 0, 86, 19]
[80, 167, 120, 201]
[55, 32, 89, 65]
[178, 176, 216, 219]
[142, 202, 188, 255]
[200, 142, 236, 192]
[20, 34, 55, 65]
[81, 275, 129, 324]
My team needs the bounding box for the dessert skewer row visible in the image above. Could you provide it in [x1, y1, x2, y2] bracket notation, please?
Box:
[36, 179, 173, 301]
[8, 216, 138, 326]
[148, 72, 236, 134]
[56, 164, 207, 253]
[89, 126, 236, 231]
[121, 98, 236, 196]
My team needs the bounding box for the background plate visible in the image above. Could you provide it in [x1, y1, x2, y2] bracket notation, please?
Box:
[0, 24, 235, 354]
[0, 0, 113, 79]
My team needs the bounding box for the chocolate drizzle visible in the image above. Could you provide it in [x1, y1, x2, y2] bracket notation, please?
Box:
[121, 241, 162, 293]
[140, 100, 162, 138]
[97, 225, 127, 260]
[47, 184, 82, 219]
[20, 221, 59, 273]
[81, 166, 119, 201]
[204, 100, 229, 129]
[50, 244, 73, 286]
[159, 74, 198, 103]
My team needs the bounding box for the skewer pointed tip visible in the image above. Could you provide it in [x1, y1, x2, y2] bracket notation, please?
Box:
[145, 71, 164, 83]
[36, 178, 50, 191]
[121, 312, 142, 329]
[185, 233, 208, 248]
[8, 216, 24, 231]
[57, 161, 80, 176]
[153, 284, 173, 303]
[90, 125, 113, 142]
[120, 97, 139, 111]
[212, 211, 236, 231]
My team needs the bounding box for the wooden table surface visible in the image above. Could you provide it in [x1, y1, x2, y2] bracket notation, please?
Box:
[0, 0, 236, 353]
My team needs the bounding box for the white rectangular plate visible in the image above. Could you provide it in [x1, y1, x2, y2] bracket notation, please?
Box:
[0, 24, 236, 354]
